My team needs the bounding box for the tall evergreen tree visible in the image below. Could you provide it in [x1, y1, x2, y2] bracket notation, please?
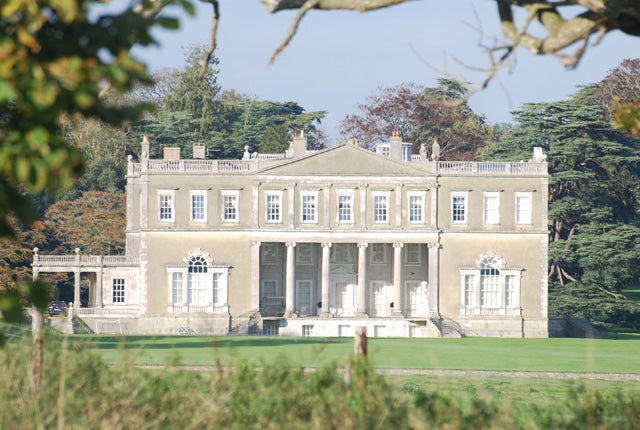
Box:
[484, 86, 640, 327]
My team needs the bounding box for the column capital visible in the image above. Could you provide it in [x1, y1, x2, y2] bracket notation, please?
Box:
[357, 242, 369, 248]
[427, 243, 441, 249]
[288, 182, 297, 188]
[393, 242, 404, 249]
[323, 183, 333, 189]
[253, 181, 262, 187]
[358, 183, 369, 189]
[250, 241, 261, 248]
[321, 242, 332, 248]
[285, 241, 296, 248]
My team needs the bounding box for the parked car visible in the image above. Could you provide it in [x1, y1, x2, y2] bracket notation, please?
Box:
[48, 301, 67, 316]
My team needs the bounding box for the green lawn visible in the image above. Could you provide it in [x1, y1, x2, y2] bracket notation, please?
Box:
[81, 335, 640, 374]
[622, 288, 640, 302]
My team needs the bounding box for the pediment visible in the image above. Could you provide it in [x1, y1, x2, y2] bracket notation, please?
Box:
[256, 144, 428, 178]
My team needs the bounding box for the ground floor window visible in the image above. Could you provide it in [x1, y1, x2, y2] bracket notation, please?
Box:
[167, 252, 230, 313]
[302, 325, 314, 336]
[112, 278, 125, 303]
[263, 320, 280, 336]
[460, 254, 522, 315]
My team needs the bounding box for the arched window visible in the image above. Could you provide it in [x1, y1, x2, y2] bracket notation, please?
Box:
[188, 256, 209, 304]
[167, 250, 230, 313]
[480, 257, 500, 307]
[459, 254, 523, 315]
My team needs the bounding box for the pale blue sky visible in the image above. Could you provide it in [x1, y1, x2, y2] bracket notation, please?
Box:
[129, 0, 638, 145]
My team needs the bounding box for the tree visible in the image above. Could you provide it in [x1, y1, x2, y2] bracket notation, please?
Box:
[43, 191, 126, 256]
[339, 80, 493, 159]
[592, 58, 640, 136]
[484, 86, 640, 326]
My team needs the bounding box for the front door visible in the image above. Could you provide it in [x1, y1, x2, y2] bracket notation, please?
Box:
[333, 281, 355, 316]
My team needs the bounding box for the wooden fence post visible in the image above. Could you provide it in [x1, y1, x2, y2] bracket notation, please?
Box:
[354, 326, 367, 358]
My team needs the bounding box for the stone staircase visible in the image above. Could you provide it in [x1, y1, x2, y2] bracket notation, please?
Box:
[430, 315, 465, 338]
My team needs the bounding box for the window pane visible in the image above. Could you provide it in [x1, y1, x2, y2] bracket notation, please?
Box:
[172, 272, 183, 303]
[409, 195, 423, 222]
[112, 278, 125, 303]
[302, 194, 316, 222]
[223, 194, 238, 221]
[452, 195, 466, 222]
[516, 195, 532, 224]
[374, 195, 388, 222]
[266, 194, 281, 222]
[191, 194, 205, 221]
[464, 275, 476, 306]
[159, 194, 173, 221]
[338, 195, 352, 222]
[483, 195, 499, 224]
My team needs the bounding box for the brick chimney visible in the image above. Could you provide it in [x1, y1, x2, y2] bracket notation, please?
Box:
[390, 131, 402, 161]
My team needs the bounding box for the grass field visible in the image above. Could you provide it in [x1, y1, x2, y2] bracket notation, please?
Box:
[81, 334, 640, 411]
[84, 335, 640, 373]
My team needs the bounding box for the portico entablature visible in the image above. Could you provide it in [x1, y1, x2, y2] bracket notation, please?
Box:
[250, 230, 439, 244]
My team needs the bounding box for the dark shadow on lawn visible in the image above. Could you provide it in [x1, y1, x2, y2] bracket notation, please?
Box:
[81, 335, 353, 350]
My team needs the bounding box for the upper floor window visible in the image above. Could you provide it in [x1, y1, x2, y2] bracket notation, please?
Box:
[296, 243, 314, 265]
[515, 192, 532, 224]
[112, 278, 126, 303]
[408, 192, 425, 223]
[190, 191, 207, 222]
[301, 192, 317, 223]
[337, 190, 353, 223]
[451, 192, 468, 223]
[373, 193, 389, 223]
[266, 191, 282, 223]
[222, 191, 239, 223]
[158, 191, 175, 222]
[483, 192, 500, 224]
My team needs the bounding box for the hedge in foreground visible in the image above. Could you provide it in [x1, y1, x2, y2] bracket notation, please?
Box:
[1, 337, 639, 429]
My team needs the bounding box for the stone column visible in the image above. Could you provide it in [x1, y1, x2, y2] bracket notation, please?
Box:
[74, 248, 81, 307]
[356, 242, 368, 316]
[393, 242, 404, 315]
[285, 242, 296, 315]
[321, 242, 331, 316]
[428, 243, 440, 315]
[250, 241, 261, 311]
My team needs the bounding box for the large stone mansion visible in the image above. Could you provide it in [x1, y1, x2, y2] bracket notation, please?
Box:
[33, 133, 549, 337]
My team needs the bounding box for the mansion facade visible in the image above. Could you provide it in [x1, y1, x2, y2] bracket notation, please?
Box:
[33, 133, 549, 337]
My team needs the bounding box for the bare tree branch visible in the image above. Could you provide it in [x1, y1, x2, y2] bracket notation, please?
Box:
[199, 0, 220, 80]
[269, 0, 319, 64]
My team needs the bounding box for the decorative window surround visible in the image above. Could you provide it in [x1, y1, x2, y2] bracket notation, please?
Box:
[408, 191, 425, 223]
[221, 190, 239, 223]
[451, 191, 468, 224]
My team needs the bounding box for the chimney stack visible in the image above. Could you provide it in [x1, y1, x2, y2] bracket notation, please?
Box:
[292, 130, 307, 159]
[390, 131, 402, 161]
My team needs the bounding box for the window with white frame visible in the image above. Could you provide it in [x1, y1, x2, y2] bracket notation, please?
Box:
[301, 191, 317, 223]
[112, 278, 125, 303]
[296, 243, 313, 265]
[483, 192, 500, 224]
[265, 191, 282, 223]
[336, 190, 353, 223]
[222, 191, 239, 223]
[373, 192, 389, 223]
[167, 253, 229, 312]
[369, 243, 386, 264]
[515, 192, 532, 225]
[190, 191, 206, 222]
[158, 191, 174, 222]
[405, 243, 421, 265]
[408, 192, 425, 223]
[459, 255, 522, 314]
[302, 325, 314, 336]
[451, 192, 468, 223]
